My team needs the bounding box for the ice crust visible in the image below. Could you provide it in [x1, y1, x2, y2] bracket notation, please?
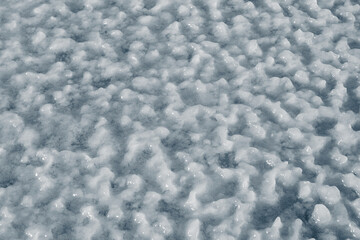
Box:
[0, 0, 360, 239]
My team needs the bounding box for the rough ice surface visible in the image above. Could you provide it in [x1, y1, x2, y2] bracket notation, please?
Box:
[0, 0, 360, 239]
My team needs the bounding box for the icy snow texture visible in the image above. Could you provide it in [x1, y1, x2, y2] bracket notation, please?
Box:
[0, 0, 360, 239]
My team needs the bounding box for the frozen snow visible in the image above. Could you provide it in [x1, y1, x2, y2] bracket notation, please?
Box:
[0, 0, 360, 239]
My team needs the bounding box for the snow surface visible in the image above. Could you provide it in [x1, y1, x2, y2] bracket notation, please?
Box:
[0, 0, 360, 239]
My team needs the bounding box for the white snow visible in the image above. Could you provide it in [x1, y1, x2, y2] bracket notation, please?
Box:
[0, 0, 360, 239]
[312, 204, 332, 226]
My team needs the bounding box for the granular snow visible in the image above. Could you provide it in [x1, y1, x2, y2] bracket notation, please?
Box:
[0, 0, 360, 239]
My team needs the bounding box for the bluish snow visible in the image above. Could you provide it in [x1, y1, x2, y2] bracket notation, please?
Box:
[0, 0, 360, 239]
